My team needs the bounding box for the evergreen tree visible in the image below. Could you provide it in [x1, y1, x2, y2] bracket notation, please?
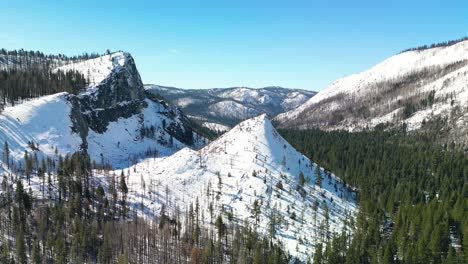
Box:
[2, 141, 9, 168]
[298, 171, 305, 186]
[15, 227, 27, 264]
[315, 166, 321, 188]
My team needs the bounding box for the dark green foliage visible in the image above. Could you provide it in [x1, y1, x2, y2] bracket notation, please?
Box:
[298, 171, 305, 186]
[315, 166, 322, 188]
[280, 128, 467, 263]
[402, 100, 417, 118]
[276, 180, 283, 190]
[0, 68, 87, 106]
[0, 49, 104, 119]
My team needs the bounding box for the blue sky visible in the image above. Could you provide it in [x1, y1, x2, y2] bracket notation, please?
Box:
[1, 0, 467, 90]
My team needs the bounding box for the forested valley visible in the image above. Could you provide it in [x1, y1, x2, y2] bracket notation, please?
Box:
[279, 128, 467, 263]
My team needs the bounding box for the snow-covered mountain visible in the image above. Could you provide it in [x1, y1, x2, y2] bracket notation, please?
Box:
[98, 114, 356, 260]
[145, 85, 316, 129]
[275, 39, 468, 143]
[0, 52, 205, 168]
[0, 50, 354, 261]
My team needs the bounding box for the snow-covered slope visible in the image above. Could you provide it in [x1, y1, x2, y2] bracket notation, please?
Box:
[276, 40, 468, 143]
[145, 85, 316, 127]
[201, 121, 230, 133]
[0, 93, 81, 162]
[55, 52, 126, 87]
[104, 114, 356, 260]
[0, 52, 205, 169]
[208, 100, 260, 119]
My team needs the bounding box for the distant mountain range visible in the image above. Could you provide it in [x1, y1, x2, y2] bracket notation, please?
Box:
[145, 85, 316, 131]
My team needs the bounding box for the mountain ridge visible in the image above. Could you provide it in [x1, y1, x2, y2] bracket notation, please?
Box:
[275, 39, 468, 145]
[99, 113, 356, 260]
[145, 84, 316, 130]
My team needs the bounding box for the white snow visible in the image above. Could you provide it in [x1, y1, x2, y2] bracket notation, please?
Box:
[277, 40, 468, 131]
[175, 97, 203, 107]
[0, 93, 82, 161]
[208, 100, 260, 119]
[201, 122, 230, 132]
[87, 99, 197, 168]
[99, 114, 357, 260]
[281, 92, 311, 110]
[55, 52, 128, 88]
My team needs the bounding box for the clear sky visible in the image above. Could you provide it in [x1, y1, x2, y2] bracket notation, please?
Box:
[1, 0, 467, 90]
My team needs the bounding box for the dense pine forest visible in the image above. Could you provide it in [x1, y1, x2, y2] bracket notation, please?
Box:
[279, 128, 467, 263]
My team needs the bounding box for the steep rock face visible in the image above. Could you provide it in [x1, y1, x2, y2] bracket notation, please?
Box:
[275, 40, 468, 144]
[58, 52, 201, 156]
[64, 52, 146, 138]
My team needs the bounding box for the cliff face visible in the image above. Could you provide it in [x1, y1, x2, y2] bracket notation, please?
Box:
[68, 52, 147, 147]
[63, 52, 202, 156]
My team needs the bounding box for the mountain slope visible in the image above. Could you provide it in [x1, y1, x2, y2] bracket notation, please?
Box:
[275, 39, 468, 144]
[104, 114, 356, 259]
[0, 93, 81, 161]
[0, 52, 205, 169]
[145, 85, 316, 129]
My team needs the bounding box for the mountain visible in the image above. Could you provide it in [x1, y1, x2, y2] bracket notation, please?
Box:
[145, 85, 316, 130]
[275, 39, 468, 144]
[0, 50, 352, 261]
[96, 114, 356, 260]
[0, 51, 205, 168]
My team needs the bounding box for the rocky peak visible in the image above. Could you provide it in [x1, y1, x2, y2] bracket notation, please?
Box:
[65, 52, 148, 148]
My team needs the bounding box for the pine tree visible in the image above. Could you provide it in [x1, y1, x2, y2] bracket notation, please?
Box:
[0, 239, 10, 264]
[2, 141, 9, 168]
[253, 244, 263, 264]
[15, 227, 27, 264]
[215, 214, 226, 240]
[31, 238, 42, 264]
[120, 171, 128, 218]
[315, 166, 322, 188]
[298, 171, 306, 186]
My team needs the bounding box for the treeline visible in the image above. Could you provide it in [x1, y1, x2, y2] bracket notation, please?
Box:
[0, 68, 87, 106]
[400, 36, 468, 53]
[0, 149, 289, 263]
[279, 128, 467, 263]
[0, 48, 103, 68]
[0, 48, 124, 108]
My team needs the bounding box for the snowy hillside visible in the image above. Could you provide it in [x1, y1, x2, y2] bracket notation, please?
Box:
[0, 51, 205, 169]
[0, 93, 81, 162]
[200, 121, 230, 133]
[103, 114, 356, 260]
[275, 39, 468, 143]
[55, 52, 127, 87]
[145, 85, 316, 128]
